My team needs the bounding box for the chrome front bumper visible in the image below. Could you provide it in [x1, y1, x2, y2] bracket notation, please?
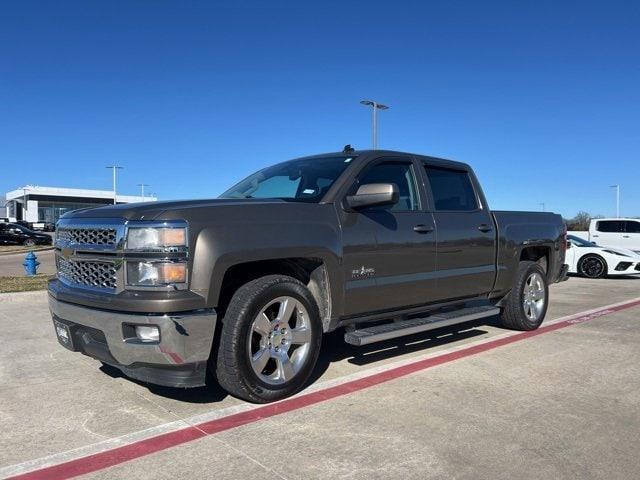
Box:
[48, 294, 217, 367]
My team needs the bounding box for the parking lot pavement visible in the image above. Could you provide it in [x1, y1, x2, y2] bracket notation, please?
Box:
[1, 276, 639, 479]
[0, 249, 56, 276]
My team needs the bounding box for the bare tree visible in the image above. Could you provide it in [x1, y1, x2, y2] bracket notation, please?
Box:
[566, 211, 591, 231]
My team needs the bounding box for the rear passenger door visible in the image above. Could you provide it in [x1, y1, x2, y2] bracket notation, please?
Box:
[622, 220, 640, 251]
[422, 164, 496, 300]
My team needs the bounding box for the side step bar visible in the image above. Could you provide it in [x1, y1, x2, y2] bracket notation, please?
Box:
[344, 305, 500, 346]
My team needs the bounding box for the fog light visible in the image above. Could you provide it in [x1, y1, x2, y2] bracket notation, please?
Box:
[135, 325, 160, 343]
[56, 325, 69, 343]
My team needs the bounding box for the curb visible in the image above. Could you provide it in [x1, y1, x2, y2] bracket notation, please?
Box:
[0, 289, 48, 303]
[0, 247, 55, 257]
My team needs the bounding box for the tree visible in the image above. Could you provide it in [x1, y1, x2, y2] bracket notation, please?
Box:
[566, 211, 591, 231]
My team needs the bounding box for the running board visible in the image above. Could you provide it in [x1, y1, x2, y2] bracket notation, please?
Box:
[344, 305, 500, 346]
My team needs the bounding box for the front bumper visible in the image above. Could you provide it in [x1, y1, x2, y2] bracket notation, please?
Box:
[48, 294, 217, 388]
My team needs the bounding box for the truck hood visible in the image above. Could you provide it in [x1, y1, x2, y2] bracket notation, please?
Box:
[63, 198, 297, 221]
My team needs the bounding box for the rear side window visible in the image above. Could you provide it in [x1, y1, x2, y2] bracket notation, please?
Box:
[425, 166, 478, 211]
[625, 221, 640, 233]
[357, 161, 419, 211]
[596, 221, 625, 232]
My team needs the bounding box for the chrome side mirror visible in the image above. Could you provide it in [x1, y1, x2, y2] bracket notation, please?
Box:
[346, 183, 399, 210]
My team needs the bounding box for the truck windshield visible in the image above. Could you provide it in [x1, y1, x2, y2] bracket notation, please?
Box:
[220, 156, 354, 202]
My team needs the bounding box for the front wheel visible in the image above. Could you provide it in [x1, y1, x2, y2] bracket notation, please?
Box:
[499, 261, 549, 331]
[214, 275, 322, 403]
[23, 239, 36, 247]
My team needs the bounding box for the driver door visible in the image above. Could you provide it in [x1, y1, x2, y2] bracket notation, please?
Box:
[339, 156, 437, 316]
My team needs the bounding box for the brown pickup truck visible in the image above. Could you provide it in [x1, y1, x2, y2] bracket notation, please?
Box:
[49, 149, 568, 403]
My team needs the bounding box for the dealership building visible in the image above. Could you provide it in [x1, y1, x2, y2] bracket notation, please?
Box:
[4, 186, 154, 224]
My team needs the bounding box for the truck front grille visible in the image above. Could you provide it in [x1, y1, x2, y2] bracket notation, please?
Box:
[57, 257, 117, 290]
[57, 228, 118, 246]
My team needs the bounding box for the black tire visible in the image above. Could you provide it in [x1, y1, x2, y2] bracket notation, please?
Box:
[578, 254, 607, 279]
[23, 239, 36, 247]
[499, 261, 549, 331]
[214, 275, 322, 403]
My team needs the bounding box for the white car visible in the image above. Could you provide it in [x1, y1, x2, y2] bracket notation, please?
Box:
[566, 235, 640, 278]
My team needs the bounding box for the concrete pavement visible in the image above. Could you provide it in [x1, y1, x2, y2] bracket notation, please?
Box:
[1, 276, 640, 479]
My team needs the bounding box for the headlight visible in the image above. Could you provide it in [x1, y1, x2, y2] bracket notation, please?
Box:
[126, 261, 187, 286]
[126, 227, 186, 250]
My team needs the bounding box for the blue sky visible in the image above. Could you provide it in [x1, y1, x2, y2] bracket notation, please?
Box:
[1, 1, 638, 218]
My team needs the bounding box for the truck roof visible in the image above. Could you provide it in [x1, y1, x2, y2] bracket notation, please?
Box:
[301, 149, 473, 172]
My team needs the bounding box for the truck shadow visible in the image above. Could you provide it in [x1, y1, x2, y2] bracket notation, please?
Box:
[101, 318, 494, 404]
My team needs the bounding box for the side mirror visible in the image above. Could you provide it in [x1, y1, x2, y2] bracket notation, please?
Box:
[346, 183, 399, 210]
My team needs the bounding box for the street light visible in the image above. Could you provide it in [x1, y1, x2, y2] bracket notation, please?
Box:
[360, 100, 389, 149]
[610, 185, 620, 218]
[106, 166, 123, 205]
[137, 183, 150, 202]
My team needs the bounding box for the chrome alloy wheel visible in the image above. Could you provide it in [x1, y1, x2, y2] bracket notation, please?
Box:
[523, 272, 546, 322]
[248, 296, 312, 385]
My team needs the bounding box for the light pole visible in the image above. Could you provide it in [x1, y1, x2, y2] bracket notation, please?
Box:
[106, 166, 123, 205]
[609, 185, 620, 218]
[137, 183, 149, 202]
[360, 100, 389, 149]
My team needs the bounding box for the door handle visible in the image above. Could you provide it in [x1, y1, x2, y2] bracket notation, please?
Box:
[478, 224, 492, 233]
[413, 224, 434, 234]
[592, 235, 599, 237]
[623, 235, 630, 238]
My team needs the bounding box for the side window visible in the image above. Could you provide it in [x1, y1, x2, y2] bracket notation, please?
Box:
[624, 221, 640, 233]
[425, 166, 478, 211]
[357, 161, 419, 211]
[596, 221, 625, 233]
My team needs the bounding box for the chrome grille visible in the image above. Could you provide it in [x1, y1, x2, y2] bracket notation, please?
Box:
[57, 228, 117, 246]
[57, 257, 117, 290]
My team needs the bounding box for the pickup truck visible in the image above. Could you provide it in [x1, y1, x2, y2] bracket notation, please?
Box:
[569, 218, 640, 254]
[49, 149, 568, 403]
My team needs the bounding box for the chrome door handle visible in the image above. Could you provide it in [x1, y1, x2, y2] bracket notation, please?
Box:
[413, 224, 434, 234]
[478, 224, 492, 233]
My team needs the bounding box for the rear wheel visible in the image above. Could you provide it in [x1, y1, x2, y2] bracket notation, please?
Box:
[578, 254, 607, 278]
[23, 239, 36, 247]
[499, 261, 548, 331]
[214, 275, 322, 403]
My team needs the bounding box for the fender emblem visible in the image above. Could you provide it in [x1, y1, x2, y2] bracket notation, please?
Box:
[352, 266, 375, 279]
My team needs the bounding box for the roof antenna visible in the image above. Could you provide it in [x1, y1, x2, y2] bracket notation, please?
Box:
[343, 144, 355, 154]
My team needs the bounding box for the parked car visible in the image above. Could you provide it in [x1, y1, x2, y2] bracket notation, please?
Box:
[48, 149, 568, 403]
[566, 235, 640, 278]
[0, 223, 53, 246]
[569, 218, 640, 254]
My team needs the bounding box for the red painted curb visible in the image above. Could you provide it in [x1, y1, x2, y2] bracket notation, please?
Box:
[10, 299, 640, 480]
